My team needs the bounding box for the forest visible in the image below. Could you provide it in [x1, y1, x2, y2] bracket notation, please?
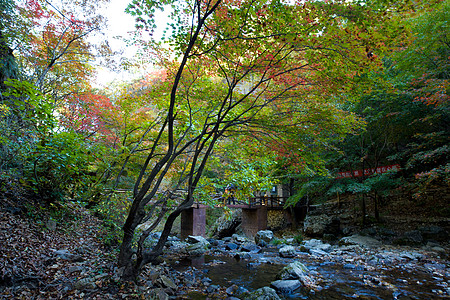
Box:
[0, 0, 448, 298]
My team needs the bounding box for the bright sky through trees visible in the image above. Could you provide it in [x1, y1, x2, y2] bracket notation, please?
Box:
[94, 0, 171, 87]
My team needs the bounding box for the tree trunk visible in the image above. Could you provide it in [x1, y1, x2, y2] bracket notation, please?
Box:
[374, 192, 380, 222]
[361, 195, 366, 226]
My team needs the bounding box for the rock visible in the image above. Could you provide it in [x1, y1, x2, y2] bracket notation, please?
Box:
[247, 262, 261, 269]
[284, 238, 295, 245]
[339, 234, 382, 248]
[426, 241, 441, 248]
[255, 230, 274, 246]
[166, 240, 187, 250]
[168, 235, 180, 241]
[360, 227, 377, 237]
[301, 239, 332, 252]
[202, 277, 212, 286]
[209, 238, 222, 247]
[241, 242, 261, 253]
[342, 227, 354, 235]
[149, 288, 169, 300]
[235, 286, 250, 298]
[186, 235, 210, 246]
[303, 215, 340, 237]
[185, 242, 209, 256]
[226, 243, 239, 250]
[234, 252, 252, 260]
[378, 227, 396, 237]
[53, 249, 83, 262]
[246, 287, 281, 300]
[46, 219, 57, 231]
[182, 274, 195, 287]
[112, 267, 125, 282]
[343, 263, 356, 269]
[405, 230, 423, 244]
[158, 275, 177, 290]
[270, 280, 302, 293]
[151, 232, 162, 239]
[75, 246, 89, 255]
[232, 234, 249, 243]
[301, 239, 321, 248]
[431, 246, 447, 255]
[258, 240, 268, 247]
[393, 230, 424, 246]
[67, 265, 84, 273]
[279, 245, 296, 258]
[211, 209, 242, 239]
[4, 206, 23, 215]
[276, 261, 309, 281]
[226, 284, 239, 295]
[419, 225, 447, 242]
[399, 251, 424, 260]
[74, 278, 96, 290]
[206, 284, 220, 293]
[310, 249, 330, 257]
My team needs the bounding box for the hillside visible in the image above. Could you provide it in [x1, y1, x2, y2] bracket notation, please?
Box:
[0, 197, 127, 299]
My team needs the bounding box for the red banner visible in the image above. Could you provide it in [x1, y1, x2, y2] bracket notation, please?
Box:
[337, 164, 400, 179]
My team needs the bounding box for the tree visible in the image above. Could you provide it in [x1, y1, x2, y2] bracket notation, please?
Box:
[390, 0, 449, 191]
[285, 0, 449, 223]
[114, 0, 402, 281]
[0, 0, 19, 90]
[0, 0, 114, 203]
[10, 0, 112, 104]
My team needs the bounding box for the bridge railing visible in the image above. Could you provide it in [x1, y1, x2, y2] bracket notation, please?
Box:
[224, 196, 287, 208]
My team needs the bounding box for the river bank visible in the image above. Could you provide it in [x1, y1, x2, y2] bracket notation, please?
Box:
[151, 231, 449, 299]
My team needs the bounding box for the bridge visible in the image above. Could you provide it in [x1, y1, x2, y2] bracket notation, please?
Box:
[181, 196, 304, 239]
[106, 189, 304, 238]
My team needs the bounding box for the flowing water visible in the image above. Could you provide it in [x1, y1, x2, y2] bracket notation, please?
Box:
[171, 253, 449, 299]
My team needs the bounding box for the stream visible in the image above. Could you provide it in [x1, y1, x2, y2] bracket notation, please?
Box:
[167, 242, 449, 299]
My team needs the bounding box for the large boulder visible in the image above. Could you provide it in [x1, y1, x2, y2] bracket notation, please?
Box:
[255, 230, 274, 246]
[303, 215, 340, 237]
[339, 234, 382, 248]
[246, 287, 281, 300]
[211, 209, 242, 239]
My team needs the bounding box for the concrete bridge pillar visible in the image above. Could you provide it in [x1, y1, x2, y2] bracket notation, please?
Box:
[241, 207, 267, 238]
[181, 207, 206, 239]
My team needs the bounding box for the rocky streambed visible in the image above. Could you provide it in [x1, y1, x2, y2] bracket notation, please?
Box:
[142, 232, 449, 299]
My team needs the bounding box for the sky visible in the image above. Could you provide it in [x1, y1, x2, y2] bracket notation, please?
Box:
[94, 0, 170, 87]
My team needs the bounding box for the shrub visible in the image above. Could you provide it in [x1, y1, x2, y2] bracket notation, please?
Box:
[23, 131, 98, 202]
[294, 234, 303, 244]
